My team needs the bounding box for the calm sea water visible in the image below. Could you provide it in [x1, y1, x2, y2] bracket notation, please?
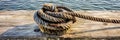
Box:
[0, 0, 120, 10]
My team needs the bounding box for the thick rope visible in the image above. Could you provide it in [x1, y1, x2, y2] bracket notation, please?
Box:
[46, 11, 120, 23]
[34, 3, 120, 35]
[34, 12, 70, 30]
[37, 10, 66, 23]
[34, 3, 74, 31]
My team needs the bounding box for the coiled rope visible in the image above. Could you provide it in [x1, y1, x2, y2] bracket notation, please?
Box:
[34, 3, 75, 35]
[34, 3, 120, 35]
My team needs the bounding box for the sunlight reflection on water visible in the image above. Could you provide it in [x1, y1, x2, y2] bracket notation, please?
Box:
[0, 0, 120, 10]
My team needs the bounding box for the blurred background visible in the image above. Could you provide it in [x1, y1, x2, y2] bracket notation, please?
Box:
[0, 0, 120, 11]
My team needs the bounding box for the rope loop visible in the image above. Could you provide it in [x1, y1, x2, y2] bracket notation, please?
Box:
[34, 3, 120, 35]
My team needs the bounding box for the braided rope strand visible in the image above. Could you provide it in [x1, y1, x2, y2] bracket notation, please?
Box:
[37, 10, 66, 23]
[34, 3, 120, 35]
[34, 6, 73, 35]
[45, 11, 75, 20]
[34, 11, 71, 29]
[47, 12, 120, 23]
[34, 12, 71, 35]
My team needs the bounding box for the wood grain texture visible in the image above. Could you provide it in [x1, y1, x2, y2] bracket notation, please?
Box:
[0, 10, 120, 38]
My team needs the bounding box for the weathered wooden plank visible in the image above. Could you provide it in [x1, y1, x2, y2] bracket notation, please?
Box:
[0, 10, 120, 38]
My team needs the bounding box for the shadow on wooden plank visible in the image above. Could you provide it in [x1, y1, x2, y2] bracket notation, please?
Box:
[0, 23, 60, 38]
[71, 26, 120, 34]
[0, 23, 120, 38]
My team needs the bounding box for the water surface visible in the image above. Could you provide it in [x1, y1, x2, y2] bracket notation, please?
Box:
[0, 0, 120, 10]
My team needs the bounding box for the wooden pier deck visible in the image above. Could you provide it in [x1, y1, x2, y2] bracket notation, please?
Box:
[0, 10, 120, 39]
